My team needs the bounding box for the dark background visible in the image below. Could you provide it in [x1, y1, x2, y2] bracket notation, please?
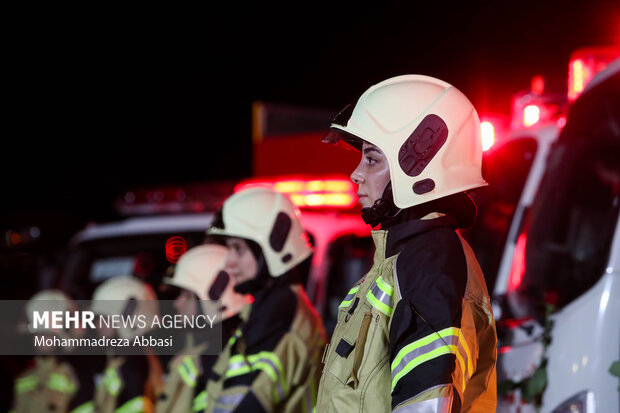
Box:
[0, 3, 618, 408]
[3, 0, 620, 249]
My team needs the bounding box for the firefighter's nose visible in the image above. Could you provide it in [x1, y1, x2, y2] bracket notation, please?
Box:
[350, 168, 365, 185]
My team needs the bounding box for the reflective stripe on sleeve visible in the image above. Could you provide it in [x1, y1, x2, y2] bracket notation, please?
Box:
[391, 327, 461, 392]
[178, 356, 199, 387]
[15, 375, 38, 393]
[366, 276, 394, 316]
[104, 367, 122, 396]
[193, 390, 208, 412]
[70, 401, 95, 413]
[47, 373, 76, 394]
[339, 285, 360, 308]
[115, 396, 146, 413]
[225, 351, 288, 402]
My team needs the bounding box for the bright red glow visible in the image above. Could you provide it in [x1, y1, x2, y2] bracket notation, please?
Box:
[557, 115, 567, 128]
[523, 105, 540, 127]
[568, 59, 589, 102]
[165, 236, 187, 264]
[508, 233, 527, 292]
[568, 47, 620, 102]
[234, 176, 357, 209]
[498, 346, 513, 354]
[480, 121, 495, 151]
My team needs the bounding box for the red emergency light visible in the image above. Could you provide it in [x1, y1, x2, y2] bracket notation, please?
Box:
[165, 236, 187, 264]
[522, 105, 540, 127]
[234, 176, 358, 209]
[480, 121, 496, 151]
[568, 46, 620, 102]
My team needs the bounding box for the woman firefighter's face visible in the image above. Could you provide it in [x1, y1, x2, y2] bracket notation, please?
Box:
[351, 142, 391, 209]
[224, 237, 258, 285]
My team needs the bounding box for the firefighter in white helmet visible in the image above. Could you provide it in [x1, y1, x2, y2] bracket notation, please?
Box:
[155, 244, 252, 413]
[317, 75, 497, 412]
[11, 289, 86, 413]
[203, 187, 327, 413]
[90, 276, 164, 413]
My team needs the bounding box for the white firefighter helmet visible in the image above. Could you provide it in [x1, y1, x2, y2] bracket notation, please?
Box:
[323, 74, 488, 209]
[163, 244, 252, 319]
[208, 187, 313, 277]
[25, 289, 76, 336]
[91, 276, 159, 340]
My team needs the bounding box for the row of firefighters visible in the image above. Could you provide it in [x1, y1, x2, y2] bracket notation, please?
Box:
[12, 75, 499, 412]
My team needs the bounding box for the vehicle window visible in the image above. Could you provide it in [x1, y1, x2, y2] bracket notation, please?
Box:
[462, 137, 538, 292]
[323, 234, 374, 337]
[520, 139, 620, 311]
[60, 231, 208, 300]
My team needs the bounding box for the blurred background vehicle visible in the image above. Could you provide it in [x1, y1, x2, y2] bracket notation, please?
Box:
[488, 54, 620, 413]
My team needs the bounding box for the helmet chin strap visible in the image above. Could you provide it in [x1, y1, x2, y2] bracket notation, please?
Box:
[233, 252, 271, 295]
[361, 182, 401, 228]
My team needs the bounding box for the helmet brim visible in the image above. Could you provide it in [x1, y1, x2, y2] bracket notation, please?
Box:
[322, 127, 363, 152]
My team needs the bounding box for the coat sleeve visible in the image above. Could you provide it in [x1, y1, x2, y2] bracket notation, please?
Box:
[389, 228, 468, 412]
[217, 286, 298, 413]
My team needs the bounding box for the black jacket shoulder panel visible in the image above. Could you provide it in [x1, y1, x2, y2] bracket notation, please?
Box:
[394, 226, 467, 331]
[242, 284, 298, 353]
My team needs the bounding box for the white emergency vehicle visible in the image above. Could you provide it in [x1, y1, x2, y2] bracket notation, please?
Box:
[487, 51, 620, 412]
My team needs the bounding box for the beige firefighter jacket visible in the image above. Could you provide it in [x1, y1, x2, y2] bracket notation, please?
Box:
[204, 283, 326, 413]
[317, 219, 497, 412]
[11, 355, 79, 413]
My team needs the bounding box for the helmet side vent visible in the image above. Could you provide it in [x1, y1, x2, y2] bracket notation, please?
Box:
[269, 212, 292, 252]
[398, 114, 448, 177]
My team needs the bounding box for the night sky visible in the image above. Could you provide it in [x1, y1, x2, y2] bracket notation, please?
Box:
[4, 1, 619, 229]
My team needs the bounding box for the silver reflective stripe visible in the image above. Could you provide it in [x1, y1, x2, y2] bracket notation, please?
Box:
[255, 357, 285, 400]
[370, 282, 391, 307]
[366, 276, 394, 316]
[216, 393, 245, 406]
[391, 334, 459, 386]
[394, 396, 453, 412]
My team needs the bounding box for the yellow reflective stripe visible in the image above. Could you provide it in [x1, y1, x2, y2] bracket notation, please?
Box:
[115, 396, 145, 413]
[104, 367, 122, 396]
[15, 375, 38, 393]
[226, 355, 252, 377]
[225, 351, 288, 399]
[227, 328, 242, 347]
[193, 390, 208, 412]
[376, 276, 394, 296]
[71, 401, 95, 413]
[455, 331, 473, 393]
[339, 285, 360, 308]
[178, 356, 198, 387]
[366, 276, 394, 316]
[391, 327, 461, 391]
[392, 345, 457, 392]
[47, 373, 76, 394]
[458, 332, 473, 376]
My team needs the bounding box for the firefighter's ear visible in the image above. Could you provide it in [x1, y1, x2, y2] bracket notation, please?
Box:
[388, 299, 417, 357]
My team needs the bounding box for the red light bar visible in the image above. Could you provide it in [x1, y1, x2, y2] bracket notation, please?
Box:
[568, 46, 620, 102]
[235, 176, 357, 209]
